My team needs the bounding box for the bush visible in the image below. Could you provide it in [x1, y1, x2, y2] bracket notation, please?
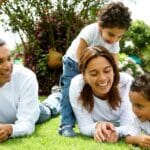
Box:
[0, 0, 107, 95]
[120, 20, 150, 72]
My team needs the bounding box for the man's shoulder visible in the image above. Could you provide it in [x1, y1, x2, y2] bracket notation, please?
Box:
[13, 65, 36, 78]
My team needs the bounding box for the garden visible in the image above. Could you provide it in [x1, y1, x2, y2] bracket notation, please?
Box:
[0, 0, 149, 149]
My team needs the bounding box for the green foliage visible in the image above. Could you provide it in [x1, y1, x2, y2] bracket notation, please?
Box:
[119, 53, 144, 77]
[120, 20, 150, 72]
[0, 0, 107, 94]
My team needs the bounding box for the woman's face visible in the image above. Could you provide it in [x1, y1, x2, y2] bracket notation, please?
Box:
[83, 56, 114, 99]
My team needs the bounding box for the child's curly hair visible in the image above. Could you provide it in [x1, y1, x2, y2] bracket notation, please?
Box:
[98, 2, 132, 29]
[131, 73, 150, 101]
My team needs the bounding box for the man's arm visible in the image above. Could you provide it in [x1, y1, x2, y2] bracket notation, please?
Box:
[11, 70, 40, 137]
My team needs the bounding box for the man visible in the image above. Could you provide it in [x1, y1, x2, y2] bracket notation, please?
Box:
[0, 38, 61, 142]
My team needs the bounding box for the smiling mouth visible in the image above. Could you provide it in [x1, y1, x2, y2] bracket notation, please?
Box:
[97, 82, 108, 87]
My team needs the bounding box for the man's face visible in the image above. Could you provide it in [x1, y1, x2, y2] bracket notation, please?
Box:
[0, 45, 13, 87]
[100, 27, 126, 44]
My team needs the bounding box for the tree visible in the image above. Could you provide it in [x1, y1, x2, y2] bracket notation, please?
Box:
[0, 0, 107, 95]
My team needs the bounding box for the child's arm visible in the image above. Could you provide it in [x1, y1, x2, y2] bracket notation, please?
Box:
[76, 39, 88, 61]
[125, 135, 150, 148]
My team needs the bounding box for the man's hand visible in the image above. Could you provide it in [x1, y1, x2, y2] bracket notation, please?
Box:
[0, 124, 13, 142]
[94, 121, 118, 143]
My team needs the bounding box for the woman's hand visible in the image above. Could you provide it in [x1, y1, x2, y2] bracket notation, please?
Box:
[94, 121, 118, 143]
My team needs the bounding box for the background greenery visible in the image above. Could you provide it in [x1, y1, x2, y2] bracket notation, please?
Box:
[0, 0, 108, 95]
[0, 1, 149, 95]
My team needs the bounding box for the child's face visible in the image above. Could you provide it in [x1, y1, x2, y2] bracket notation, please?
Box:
[130, 91, 150, 122]
[100, 27, 126, 44]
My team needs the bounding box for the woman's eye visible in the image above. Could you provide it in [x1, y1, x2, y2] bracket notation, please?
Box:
[104, 69, 111, 73]
[136, 104, 144, 109]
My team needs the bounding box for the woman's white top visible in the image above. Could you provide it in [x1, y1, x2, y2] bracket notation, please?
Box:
[69, 72, 134, 137]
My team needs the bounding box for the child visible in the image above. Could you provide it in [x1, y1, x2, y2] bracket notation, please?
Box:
[59, 1, 132, 137]
[125, 74, 150, 148]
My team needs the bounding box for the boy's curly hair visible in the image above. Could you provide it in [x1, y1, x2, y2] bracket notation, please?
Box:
[98, 2, 132, 29]
[131, 73, 150, 101]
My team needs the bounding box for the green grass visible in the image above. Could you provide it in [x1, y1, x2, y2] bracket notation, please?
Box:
[0, 97, 141, 150]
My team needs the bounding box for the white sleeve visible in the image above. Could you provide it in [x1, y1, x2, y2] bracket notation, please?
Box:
[116, 72, 135, 137]
[11, 73, 40, 137]
[116, 118, 141, 137]
[69, 75, 96, 136]
[78, 24, 95, 45]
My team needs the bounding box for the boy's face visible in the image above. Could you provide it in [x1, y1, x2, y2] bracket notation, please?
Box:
[100, 27, 126, 44]
[0, 45, 13, 87]
[130, 91, 150, 122]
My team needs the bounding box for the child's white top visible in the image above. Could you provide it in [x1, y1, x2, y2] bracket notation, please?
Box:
[125, 118, 150, 136]
[66, 22, 120, 62]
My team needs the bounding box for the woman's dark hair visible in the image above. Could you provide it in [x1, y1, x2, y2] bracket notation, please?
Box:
[131, 73, 150, 101]
[98, 2, 132, 29]
[78, 45, 121, 112]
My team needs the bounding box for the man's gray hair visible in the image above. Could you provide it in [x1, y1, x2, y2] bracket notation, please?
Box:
[0, 38, 6, 46]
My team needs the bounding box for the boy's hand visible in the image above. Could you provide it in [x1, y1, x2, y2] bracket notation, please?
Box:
[137, 135, 150, 148]
[126, 135, 150, 148]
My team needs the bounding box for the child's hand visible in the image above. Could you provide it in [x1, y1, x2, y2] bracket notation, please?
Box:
[126, 135, 150, 148]
[137, 135, 150, 148]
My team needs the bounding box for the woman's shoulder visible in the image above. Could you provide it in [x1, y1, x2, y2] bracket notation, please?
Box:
[71, 74, 85, 87]
[119, 72, 133, 88]
[70, 74, 86, 94]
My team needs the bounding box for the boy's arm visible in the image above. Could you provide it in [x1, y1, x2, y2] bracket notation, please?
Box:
[125, 135, 150, 148]
[76, 39, 88, 62]
[125, 135, 139, 145]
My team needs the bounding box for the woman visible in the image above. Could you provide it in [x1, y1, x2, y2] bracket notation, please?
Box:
[69, 46, 134, 142]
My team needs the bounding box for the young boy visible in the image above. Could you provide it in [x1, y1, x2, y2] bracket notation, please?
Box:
[125, 74, 150, 148]
[59, 2, 132, 137]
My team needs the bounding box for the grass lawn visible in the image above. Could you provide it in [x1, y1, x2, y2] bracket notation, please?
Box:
[0, 97, 141, 150]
